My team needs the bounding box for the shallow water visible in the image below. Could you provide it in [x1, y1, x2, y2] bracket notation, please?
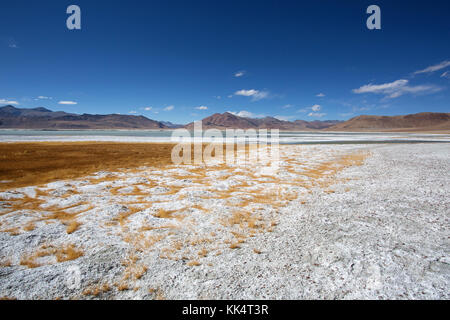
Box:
[0, 129, 449, 144]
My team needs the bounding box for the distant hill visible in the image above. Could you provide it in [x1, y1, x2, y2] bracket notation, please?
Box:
[159, 121, 184, 129]
[185, 112, 341, 130]
[2, 106, 448, 132]
[0, 105, 168, 129]
[327, 112, 450, 132]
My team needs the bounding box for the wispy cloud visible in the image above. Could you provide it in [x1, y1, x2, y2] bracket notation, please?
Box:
[129, 110, 138, 114]
[35, 96, 52, 100]
[282, 104, 294, 109]
[0, 99, 19, 105]
[308, 112, 326, 118]
[441, 71, 450, 79]
[316, 93, 325, 97]
[58, 101, 77, 105]
[164, 105, 174, 111]
[195, 106, 208, 110]
[234, 89, 269, 101]
[414, 60, 450, 75]
[142, 107, 152, 111]
[234, 70, 246, 77]
[352, 79, 441, 98]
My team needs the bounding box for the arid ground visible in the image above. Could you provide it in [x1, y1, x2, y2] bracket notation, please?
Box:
[0, 142, 448, 299]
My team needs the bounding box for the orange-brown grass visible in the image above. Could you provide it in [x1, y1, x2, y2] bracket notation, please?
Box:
[229, 242, 241, 249]
[122, 263, 148, 281]
[190, 204, 210, 213]
[161, 186, 184, 196]
[39, 204, 94, 231]
[187, 260, 201, 267]
[148, 288, 166, 300]
[139, 224, 178, 232]
[66, 221, 81, 234]
[122, 233, 165, 251]
[20, 243, 83, 268]
[298, 151, 369, 188]
[1, 195, 46, 215]
[82, 283, 111, 297]
[0, 142, 177, 190]
[153, 208, 185, 220]
[23, 221, 36, 232]
[1, 227, 21, 236]
[115, 206, 142, 226]
[0, 258, 12, 267]
[198, 248, 208, 257]
[0, 142, 256, 190]
[116, 282, 129, 291]
[222, 211, 259, 229]
[110, 184, 156, 197]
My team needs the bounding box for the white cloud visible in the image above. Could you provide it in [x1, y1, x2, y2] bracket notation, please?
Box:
[36, 96, 52, 100]
[308, 112, 326, 118]
[441, 71, 450, 79]
[234, 89, 269, 101]
[282, 104, 293, 109]
[234, 71, 245, 77]
[143, 107, 152, 111]
[414, 60, 450, 75]
[316, 93, 325, 97]
[298, 104, 322, 113]
[129, 111, 137, 114]
[195, 106, 208, 110]
[235, 89, 258, 96]
[0, 99, 19, 105]
[352, 79, 441, 98]
[8, 44, 18, 49]
[58, 101, 77, 105]
[311, 104, 321, 112]
[164, 105, 174, 111]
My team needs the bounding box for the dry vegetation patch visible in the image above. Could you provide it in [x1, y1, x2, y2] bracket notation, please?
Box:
[20, 243, 84, 268]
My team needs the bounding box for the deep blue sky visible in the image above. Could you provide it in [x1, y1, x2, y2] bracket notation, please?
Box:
[1, 0, 449, 124]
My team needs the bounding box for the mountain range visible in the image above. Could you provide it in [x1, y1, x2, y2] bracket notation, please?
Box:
[0, 105, 167, 129]
[327, 112, 450, 132]
[1, 105, 449, 132]
[184, 112, 341, 130]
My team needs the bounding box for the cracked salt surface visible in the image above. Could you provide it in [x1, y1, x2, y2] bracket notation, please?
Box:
[0, 143, 448, 299]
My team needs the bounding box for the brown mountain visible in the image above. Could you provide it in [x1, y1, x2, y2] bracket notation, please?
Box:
[0, 105, 168, 129]
[185, 112, 340, 130]
[328, 112, 450, 132]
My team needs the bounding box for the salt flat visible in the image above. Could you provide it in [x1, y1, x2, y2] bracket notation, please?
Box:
[0, 143, 448, 299]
